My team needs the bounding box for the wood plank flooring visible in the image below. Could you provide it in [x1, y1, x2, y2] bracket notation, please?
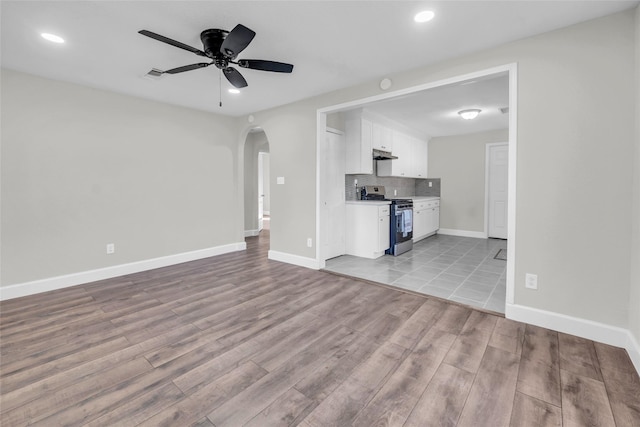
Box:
[1, 230, 639, 426]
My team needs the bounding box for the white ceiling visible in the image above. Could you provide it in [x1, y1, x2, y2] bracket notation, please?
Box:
[2, 0, 637, 126]
[359, 73, 510, 137]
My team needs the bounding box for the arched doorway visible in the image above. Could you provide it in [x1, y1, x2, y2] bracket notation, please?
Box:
[243, 129, 270, 239]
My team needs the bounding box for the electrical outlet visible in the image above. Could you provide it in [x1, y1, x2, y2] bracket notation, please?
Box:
[428, 181, 433, 188]
[106, 243, 115, 254]
[394, 189, 397, 196]
[307, 238, 313, 248]
[525, 273, 538, 290]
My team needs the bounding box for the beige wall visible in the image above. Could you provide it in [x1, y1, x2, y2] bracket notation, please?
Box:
[428, 129, 508, 233]
[1, 9, 638, 343]
[245, 10, 636, 330]
[1, 70, 240, 285]
[630, 5, 640, 347]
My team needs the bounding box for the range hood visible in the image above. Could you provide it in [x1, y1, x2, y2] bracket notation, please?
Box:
[372, 149, 398, 160]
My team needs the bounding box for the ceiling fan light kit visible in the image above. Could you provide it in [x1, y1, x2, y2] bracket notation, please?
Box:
[138, 24, 294, 105]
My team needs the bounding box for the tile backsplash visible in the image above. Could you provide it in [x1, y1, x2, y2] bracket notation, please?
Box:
[345, 163, 440, 200]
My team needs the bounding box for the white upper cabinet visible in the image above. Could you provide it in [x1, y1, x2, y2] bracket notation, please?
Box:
[412, 136, 428, 178]
[371, 122, 393, 152]
[344, 108, 428, 177]
[378, 132, 428, 178]
[345, 116, 373, 174]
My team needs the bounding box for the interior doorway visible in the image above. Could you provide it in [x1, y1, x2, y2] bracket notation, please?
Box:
[258, 152, 271, 231]
[243, 129, 270, 238]
[316, 63, 518, 311]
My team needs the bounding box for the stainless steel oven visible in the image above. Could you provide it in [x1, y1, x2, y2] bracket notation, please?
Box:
[387, 199, 413, 256]
[360, 185, 413, 256]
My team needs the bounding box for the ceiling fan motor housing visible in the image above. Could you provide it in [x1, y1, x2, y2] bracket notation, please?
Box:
[200, 29, 230, 64]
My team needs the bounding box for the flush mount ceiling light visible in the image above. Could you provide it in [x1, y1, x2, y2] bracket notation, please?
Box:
[458, 109, 481, 120]
[414, 10, 435, 23]
[41, 33, 65, 43]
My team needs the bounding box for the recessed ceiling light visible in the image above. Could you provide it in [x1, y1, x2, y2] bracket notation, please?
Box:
[41, 33, 65, 44]
[414, 10, 435, 23]
[228, 88, 240, 94]
[458, 109, 481, 120]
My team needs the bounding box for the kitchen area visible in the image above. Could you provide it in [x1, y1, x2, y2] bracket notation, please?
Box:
[322, 74, 509, 313]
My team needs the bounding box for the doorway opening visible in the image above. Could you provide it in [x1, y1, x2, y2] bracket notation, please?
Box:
[243, 129, 271, 243]
[316, 63, 517, 314]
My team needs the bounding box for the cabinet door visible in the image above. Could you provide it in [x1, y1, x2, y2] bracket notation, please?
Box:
[372, 122, 393, 152]
[412, 139, 428, 178]
[345, 118, 373, 174]
[413, 209, 427, 240]
[378, 214, 390, 252]
[433, 207, 440, 232]
[394, 132, 412, 177]
[360, 119, 373, 173]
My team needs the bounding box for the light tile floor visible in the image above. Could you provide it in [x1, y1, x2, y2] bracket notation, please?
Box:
[324, 234, 507, 314]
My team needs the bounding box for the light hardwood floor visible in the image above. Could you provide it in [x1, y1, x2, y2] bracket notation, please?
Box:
[1, 230, 639, 426]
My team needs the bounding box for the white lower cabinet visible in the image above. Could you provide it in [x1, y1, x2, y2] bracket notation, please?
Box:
[346, 202, 390, 259]
[412, 198, 440, 242]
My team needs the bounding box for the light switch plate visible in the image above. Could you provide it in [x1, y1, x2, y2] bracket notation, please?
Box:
[277, 176, 285, 185]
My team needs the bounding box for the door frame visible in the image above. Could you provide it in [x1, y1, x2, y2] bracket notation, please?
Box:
[484, 142, 509, 239]
[319, 127, 346, 261]
[316, 63, 518, 309]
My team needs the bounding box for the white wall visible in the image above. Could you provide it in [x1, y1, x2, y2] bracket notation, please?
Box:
[245, 10, 636, 333]
[630, 5, 640, 350]
[1, 70, 241, 287]
[428, 129, 508, 233]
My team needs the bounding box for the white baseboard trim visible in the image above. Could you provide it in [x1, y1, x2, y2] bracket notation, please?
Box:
[625, 331, 640, 376]
[437, 228, 487, 239]
[268, 250, 319, 270]
[506, 303, 640, 375]
[0, 242, 247, 301]
[245, 229, 260, 237]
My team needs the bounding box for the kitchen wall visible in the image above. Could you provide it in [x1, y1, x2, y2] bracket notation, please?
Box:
[243, 10, 636, 339]
[428, 129, 508, 234]
[1, 70, 241, 286]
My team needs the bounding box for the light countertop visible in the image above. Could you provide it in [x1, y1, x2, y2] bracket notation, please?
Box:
[346, 200, 391, 206]
[409, 196, 440, 201]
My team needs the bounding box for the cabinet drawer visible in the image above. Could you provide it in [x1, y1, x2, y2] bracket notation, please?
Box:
[378, 206, 390, 217]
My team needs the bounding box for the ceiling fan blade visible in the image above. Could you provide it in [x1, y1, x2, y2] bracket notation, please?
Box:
[237, 59, 294, 73]
[223, 67, 248, 88]
[164, 62, 212, 74]
[220, 24, 255, 58]
[139, 30, 206, 57]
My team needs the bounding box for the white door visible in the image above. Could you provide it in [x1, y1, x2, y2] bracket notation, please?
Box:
[487, 143, 508, 239]
[258, 152, 266, 232]
[321, 129, 346, 260]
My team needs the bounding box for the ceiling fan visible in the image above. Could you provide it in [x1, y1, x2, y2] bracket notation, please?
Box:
[138, 24, 294, 91]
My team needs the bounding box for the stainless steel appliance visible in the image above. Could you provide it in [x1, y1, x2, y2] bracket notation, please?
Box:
[387, 199, 413, 256]
[360, 185, 413, 256]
